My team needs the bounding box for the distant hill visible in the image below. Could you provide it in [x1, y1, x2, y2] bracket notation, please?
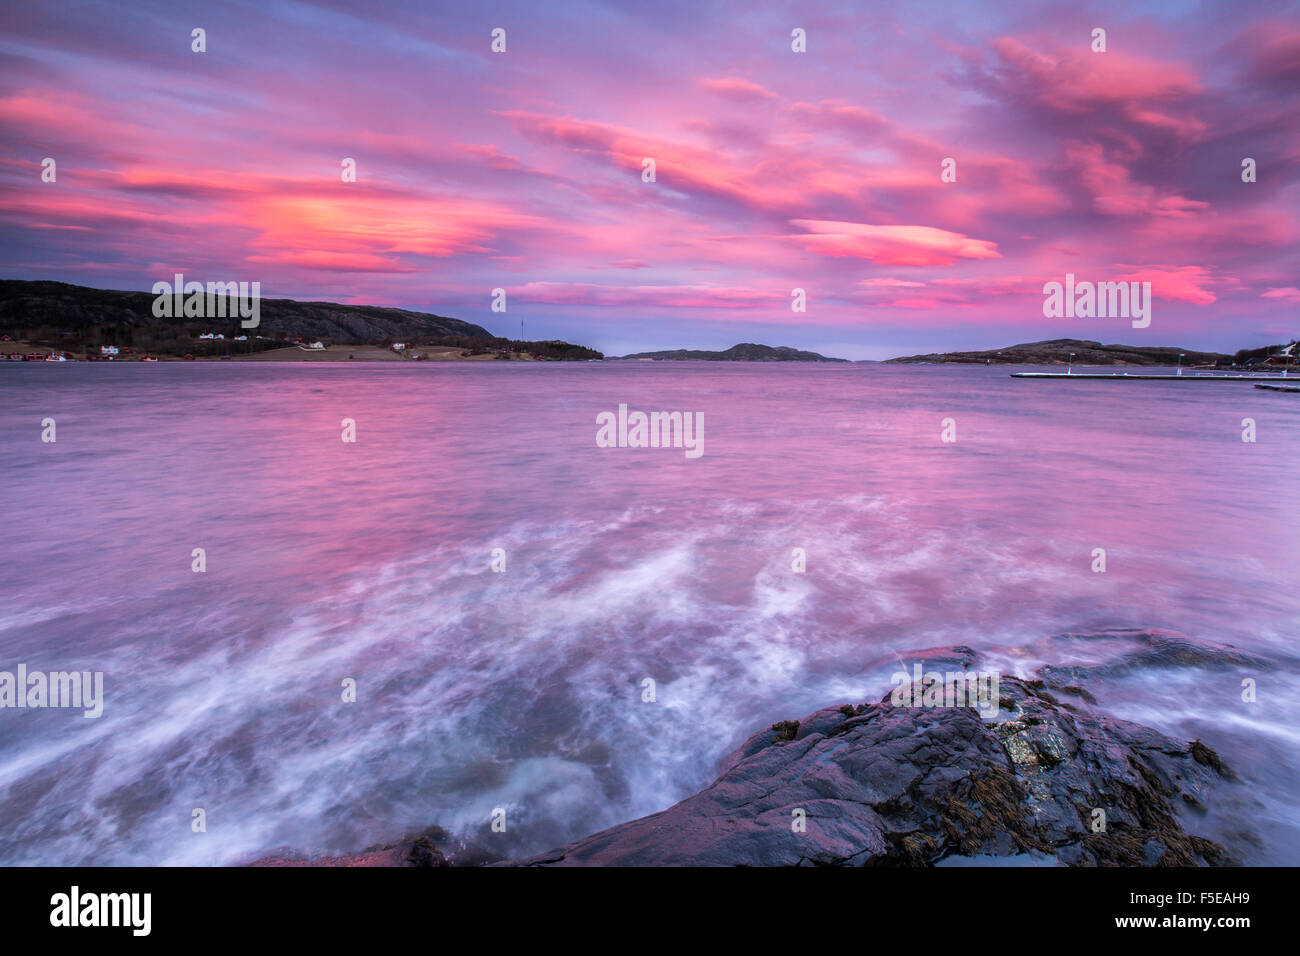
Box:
[614, 342, 848, 362]
[885, 338, 1231, 366]
[0, 279, 493, 345]
[0, 279, 604, 360]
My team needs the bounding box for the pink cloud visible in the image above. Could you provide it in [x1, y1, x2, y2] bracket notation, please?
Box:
[452, 143, 525, 170]
[1262, 287, 1300, 303]
[989, 37, 1206, 140]
[788, 100, 892, 136]
[2, 5, 1295, 348]
[698, 76, 778, 101]
[933, 275, 1047, 296]
[859, 278, 926, 288]
[245, 250, 418, 273]
[790, 220, 1001, 266]
[1236, 23, 1300, 87]
[513, 282, 783, 310]
[886, 297, 950, 309]
[1066, 142, 1207, 218]
[1116, 265, 1217, 305]
[855, 274, 1047, 309]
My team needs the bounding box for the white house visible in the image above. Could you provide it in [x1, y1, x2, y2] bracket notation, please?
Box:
[101, 345, 120, 356]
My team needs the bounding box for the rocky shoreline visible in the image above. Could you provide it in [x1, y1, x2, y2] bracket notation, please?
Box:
[513, 673, 1234, 866]
[252, 632, 1251, 868]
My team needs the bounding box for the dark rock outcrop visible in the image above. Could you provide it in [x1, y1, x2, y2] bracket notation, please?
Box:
[515, 676, 1234, 866]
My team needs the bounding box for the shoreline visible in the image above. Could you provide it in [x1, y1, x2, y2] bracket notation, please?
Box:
[1, 346, 1283, 372]
[0, 342, 543, 363]
[248, 630, 1253, 868]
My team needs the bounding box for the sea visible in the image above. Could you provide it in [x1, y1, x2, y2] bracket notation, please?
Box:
[1, 361, 1296, 864]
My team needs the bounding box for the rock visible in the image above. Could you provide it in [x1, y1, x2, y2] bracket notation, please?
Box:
[248, 844, 424, 867]
[892, 644, 981, 671]
[515, 676, 1235, 867]
[1035, 629, 1270, 686]
[248, 825, 494, 867]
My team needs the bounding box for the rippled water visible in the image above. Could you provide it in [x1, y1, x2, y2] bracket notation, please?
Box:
[1, 361, 1297, 864]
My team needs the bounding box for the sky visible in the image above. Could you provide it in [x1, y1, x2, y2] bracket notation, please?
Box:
[1, 0, 1297, 360]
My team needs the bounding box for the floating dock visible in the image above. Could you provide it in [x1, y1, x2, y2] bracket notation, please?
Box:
[1010, 371, 1293, 382]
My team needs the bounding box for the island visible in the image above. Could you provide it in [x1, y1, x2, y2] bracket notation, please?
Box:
[885, 338, 1230, 366]
[612, 342, 848, 362]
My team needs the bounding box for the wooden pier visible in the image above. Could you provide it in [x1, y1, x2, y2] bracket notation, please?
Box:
[1011, 371, 1293, 382]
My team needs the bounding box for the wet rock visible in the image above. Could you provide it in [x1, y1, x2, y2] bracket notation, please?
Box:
[248, 825, 491, 867]
[1036, 629, 1270, 686]
[894, 644, 981, 670]
[516, 676, 1235, 867]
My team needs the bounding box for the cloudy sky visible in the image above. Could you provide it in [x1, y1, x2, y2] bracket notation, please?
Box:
[1, 0, 1297, 358]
